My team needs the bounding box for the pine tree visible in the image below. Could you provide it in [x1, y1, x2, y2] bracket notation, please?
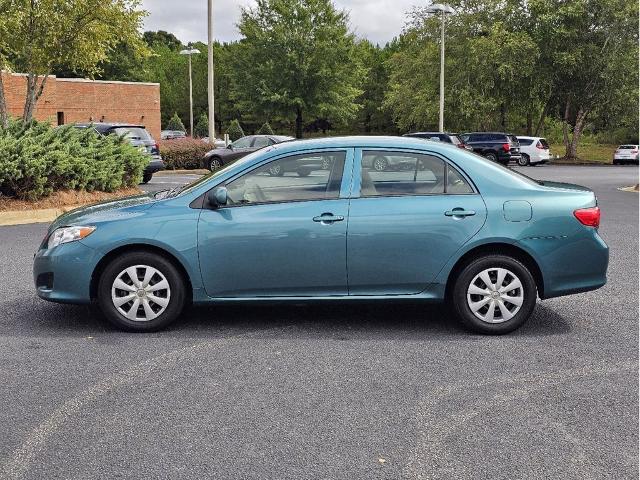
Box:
[226, 119, 245, 141]
[194, 113, 209, 138]
[165, 112, 186, 132]
[256, 122, 274, 135]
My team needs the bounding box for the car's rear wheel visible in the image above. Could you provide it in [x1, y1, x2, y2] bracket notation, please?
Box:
[518, 154, 530, 166]
[97, 251, 186, 332]
[372, 155, 388, 171]
[208, 157, 223, 171]
[450, 255, 537, 334]
[297, 167, 312, 176]
[484, 152, 498, 163]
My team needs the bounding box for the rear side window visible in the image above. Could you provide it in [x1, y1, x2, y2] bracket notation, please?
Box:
[112, 127, 151, 140]
[518, 138, 534, 146]
[490, 133, 507, 141]
[449, 135, 462, 145]
[447, 165, 474, 194]
[539, 138, 550, 148]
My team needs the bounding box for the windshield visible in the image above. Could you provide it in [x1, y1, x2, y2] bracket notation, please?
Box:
[165, 147, 274, 198]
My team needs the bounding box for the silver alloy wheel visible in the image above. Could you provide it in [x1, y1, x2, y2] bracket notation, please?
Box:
[268, 164, 282, 176]
[518, 155, 529, 166]
[111, 265, 171, 322]
[466, 267, 524, 324]
[209, 158, 222, 171]
[372, 157, 387, 171]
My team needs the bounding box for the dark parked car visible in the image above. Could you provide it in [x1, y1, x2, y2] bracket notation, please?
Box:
[204, 135, 294, 171]
[459, 132, 521, 165]
[403, 132, 472, 151]
[74, 123, 164, 183]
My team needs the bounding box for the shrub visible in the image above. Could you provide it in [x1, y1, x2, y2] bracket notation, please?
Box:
[226, 119, 244, 141]
[194, 113, 209, 138]
[0, 119, 148, 200]
[165, 112, 186, 132]
[257, 122, 274, 135]
[159, 138, 212, 170]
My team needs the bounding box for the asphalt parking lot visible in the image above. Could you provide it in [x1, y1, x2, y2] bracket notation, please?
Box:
[1, 165, 638, 479]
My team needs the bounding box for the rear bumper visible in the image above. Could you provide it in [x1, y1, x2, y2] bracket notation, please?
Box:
[518, 229, 609, 299]
[145, 156, 165, 174]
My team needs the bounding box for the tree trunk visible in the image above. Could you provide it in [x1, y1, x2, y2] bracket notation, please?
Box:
[22, 73, 49, 123]
[0, 71, 8, 129]
[562, 96, 571, 158]
[533, 98, 551, 137]
[295, 105, 303, 139]
[526, 110, 533, 135]
[499, 103, 506, 130]
[568, 108, 588, 160]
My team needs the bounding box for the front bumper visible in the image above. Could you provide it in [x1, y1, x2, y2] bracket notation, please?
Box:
[33, 241, 101, 304]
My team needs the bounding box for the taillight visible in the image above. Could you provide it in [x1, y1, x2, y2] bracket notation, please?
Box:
[502, 143, 510, 152]
[536, 141, 544, 149]
[574, 207, 600, 228]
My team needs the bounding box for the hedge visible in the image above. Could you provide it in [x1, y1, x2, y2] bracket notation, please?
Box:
[0, 119, 148, 201]
[159, 138, 214, 170]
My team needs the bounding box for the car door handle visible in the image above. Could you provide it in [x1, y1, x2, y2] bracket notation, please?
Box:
[445, 208, 476, 217]
[313, 213, 345, 224]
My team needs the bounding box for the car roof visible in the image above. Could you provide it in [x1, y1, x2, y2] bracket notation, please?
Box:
[516, 135, 543, 139]
[75, 122, 146, 130]
[264, 135, 460, 153]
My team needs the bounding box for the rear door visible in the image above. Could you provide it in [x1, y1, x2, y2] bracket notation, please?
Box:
[346, 149, 487, 295]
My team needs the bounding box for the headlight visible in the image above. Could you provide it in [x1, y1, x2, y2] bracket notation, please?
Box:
[47, 226, 96, 249]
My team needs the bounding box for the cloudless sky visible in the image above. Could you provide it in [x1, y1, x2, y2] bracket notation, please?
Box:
[141, 0, 420, 45]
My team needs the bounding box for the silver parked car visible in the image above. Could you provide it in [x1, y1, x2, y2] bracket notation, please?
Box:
[613, 144, 639, 165]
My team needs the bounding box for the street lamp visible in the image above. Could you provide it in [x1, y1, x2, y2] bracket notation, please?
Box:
[425, 3, 454, 133]
[179, 47, 200, 137]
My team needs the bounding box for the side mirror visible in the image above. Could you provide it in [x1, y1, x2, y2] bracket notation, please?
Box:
[208, 187, 228, 208]
[227, 143, 233, 150]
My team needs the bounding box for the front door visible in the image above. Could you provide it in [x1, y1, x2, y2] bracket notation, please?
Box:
[347, 149, 487, 295]
[197, 150, 351, 297]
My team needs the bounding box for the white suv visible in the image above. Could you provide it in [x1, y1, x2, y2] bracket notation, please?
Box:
[516, 136, 551, 166]
[613, 145, 639, 165]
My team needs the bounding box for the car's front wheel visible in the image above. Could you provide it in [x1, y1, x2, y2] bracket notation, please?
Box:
[449, 255, 537, 334]
[97, 251, 186, 332]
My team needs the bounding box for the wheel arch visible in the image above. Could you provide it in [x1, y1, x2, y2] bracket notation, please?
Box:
[90, 243, 194, 302]
[444, 242, 545, 299]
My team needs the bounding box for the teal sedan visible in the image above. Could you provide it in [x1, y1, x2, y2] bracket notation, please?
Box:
[34, 136, 608, 334]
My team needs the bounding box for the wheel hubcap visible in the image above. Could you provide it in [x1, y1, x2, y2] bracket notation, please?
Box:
[373, 158, 386, 171]
[111, 265, 171, 322]
[466, 267, 524, 324]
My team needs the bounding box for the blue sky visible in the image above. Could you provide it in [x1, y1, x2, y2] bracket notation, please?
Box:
[141, 0, 418, 45]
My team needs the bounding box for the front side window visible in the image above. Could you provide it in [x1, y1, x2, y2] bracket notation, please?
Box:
[225, 151, 346, 206]
[252, 136, 271, 148]
[232, 136, 253, 148]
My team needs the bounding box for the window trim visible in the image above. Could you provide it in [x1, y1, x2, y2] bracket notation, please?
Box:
[355, 148, 478, 199]
[213, 149, 350, 209]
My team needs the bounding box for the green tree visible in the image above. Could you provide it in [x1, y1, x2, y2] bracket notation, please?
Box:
[257, 122, 274, 135]
[165, 113, 186, 132]
[194, 113, 209, 138]
[143, 30, 183, 51]
[0, 0, 147, 122]
[234, 0, 364, 138]
[226, 119, 245, 141]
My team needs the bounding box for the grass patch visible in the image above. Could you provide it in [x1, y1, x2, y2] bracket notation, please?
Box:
[549, 143, 617, 164]
[0, 187, 142, 211]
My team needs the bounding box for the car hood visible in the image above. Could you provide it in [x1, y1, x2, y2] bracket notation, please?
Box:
[48, 193, 157, 231]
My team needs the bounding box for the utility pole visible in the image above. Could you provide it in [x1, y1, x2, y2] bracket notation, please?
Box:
[207, 0, 216, 141]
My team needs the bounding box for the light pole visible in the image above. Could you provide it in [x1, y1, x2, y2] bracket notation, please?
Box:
[179, 47, 200, 137]
[207, 0, 216, 142]
[425, 3, 454, 133]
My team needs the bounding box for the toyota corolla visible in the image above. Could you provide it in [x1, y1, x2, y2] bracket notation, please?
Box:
[34, 136, 609, 334]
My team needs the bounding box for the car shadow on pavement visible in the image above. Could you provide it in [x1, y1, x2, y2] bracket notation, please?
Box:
[6, 297, 572, 339]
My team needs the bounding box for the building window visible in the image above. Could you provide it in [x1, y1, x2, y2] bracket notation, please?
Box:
[57, 112, 65, 126]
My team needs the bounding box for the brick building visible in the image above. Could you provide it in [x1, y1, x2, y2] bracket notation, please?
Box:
[2, 72, 161, 139]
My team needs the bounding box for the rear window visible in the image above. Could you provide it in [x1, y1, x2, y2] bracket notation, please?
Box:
[518, 138, 534, 146]
[619, 145, 638, 149]
[112, 127, 152, 141]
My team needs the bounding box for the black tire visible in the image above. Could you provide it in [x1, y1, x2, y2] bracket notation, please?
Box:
[484, 152, 498, 163]
[142, 172, 153, 184]
[297, 167, 312, 177]
[449, 254, 537, 335]
[208, 156, 223, 172]
[518, 154, 530, 167]
[372, 155, 389, 172]
[97, 251, 187, 332]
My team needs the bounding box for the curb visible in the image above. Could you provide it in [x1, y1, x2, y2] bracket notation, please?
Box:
[159, 169, 209, 175]
[0, 205, 82, 227]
